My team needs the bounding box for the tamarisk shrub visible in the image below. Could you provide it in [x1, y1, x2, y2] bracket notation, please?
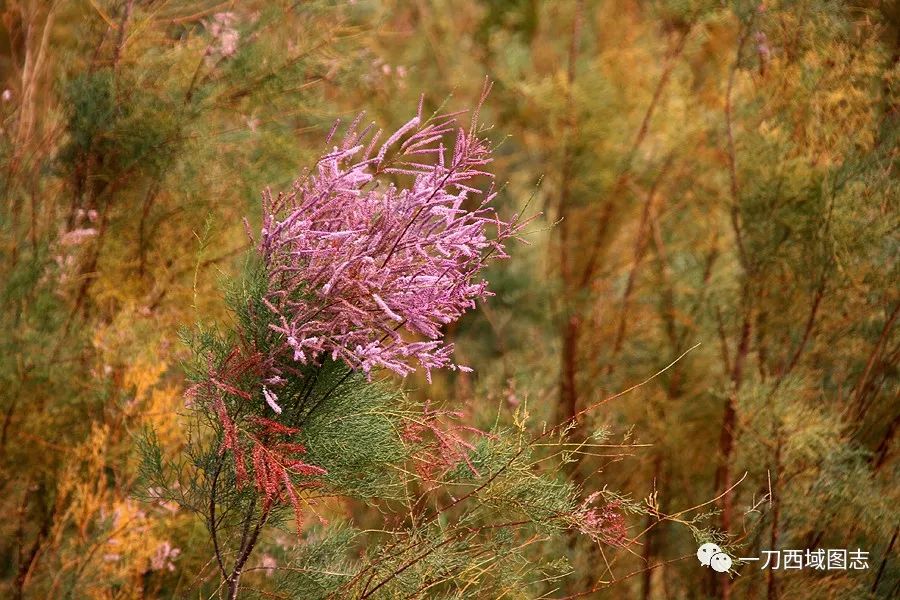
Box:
[139, 87, 632, 599]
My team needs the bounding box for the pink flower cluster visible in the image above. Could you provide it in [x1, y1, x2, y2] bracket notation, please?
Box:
[573, 493, 628, 546]
[150, 541, 181, 572]
[259, 86, 525, 380]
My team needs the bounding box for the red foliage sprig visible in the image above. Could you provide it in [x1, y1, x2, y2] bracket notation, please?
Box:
[190, 347, 328, 533]
[402, 401, 491, 482]
[247, 418, 327, 532]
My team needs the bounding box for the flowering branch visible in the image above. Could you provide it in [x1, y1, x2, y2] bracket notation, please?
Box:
[258, 82, 528, 385]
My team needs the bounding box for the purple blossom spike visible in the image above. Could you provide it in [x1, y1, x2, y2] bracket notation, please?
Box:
[259, 84, 528, 380]
[262, 386, 282, 414]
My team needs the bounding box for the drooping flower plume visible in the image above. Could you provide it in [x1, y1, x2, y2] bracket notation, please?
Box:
[259, 83, 526, 380]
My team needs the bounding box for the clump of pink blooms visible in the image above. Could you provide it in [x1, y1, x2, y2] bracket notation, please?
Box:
[258, 84, 527, 382]
[204, 12, 239, 64]
[150, 541, 181, 572]
[258, 554, 278, 577]
[573, 493, 628, 547]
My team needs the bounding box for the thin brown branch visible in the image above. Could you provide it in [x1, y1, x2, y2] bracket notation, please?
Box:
[209, 458, 229, 581]
[872, 523, 899, 594]
[556, 0, 585, 425]
[578, 24, 692, 289]
[609, 155, 675, 363]
[779, 277, 826, 381]
[852, 302, 899, 419]
[226, 507, 271, 600]
[112, 0, 134, 70]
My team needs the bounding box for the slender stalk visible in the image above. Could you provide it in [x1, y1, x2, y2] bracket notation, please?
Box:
[226, 508, 271, 600]
[557, 0, 584, 430]
[766, 433, 782, 600]
[715, 14, 755, 599]
[871, 523, 899, 594]
[208, 458, 229, 581]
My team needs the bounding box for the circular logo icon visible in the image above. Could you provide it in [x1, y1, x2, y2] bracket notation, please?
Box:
[697, 543, 722, 567]
[710, 552, 733, 573]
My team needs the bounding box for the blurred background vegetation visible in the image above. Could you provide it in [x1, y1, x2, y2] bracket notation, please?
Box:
[0, 0, 897, 598]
